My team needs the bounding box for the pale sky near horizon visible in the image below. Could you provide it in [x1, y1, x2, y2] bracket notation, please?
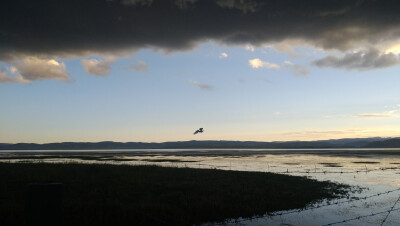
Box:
[1, 0, 400, 143]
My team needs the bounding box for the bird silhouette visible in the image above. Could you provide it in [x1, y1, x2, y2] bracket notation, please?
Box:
[193, 128, 203, 135]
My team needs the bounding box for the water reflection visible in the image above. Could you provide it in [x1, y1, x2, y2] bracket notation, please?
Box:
[1, 149, 400, 225]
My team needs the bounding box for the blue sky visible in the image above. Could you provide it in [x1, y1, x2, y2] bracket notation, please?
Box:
[3, 0, 400, 143]
[1, 42, 400, 143]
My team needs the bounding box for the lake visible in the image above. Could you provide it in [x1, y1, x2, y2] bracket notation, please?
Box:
[1, 148, 400, 225]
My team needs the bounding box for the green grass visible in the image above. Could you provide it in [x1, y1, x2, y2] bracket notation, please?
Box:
[0, 162, 350, 225]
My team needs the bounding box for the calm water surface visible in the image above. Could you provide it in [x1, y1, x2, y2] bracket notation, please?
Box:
[1, 148, 400, 226]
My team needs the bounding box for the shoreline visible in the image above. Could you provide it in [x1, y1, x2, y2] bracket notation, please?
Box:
[1, 148, 400, 159]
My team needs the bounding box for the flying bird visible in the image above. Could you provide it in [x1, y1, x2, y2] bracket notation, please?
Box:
[193, 128, 204, 135]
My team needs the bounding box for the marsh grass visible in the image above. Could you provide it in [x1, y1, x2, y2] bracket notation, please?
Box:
[0, 162, 350, 225]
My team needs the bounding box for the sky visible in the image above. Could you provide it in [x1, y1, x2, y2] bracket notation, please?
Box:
[1, 0, 400, 143]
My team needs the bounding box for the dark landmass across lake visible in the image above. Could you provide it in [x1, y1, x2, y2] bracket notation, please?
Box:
[1, 137, 400, 150]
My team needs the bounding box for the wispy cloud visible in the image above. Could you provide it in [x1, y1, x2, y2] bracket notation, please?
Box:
[123, 61, 149, 72]
[219, 52, 228, 58]
[257, 77, 272, 83]
[81, 57, 115, 76]
[322, 114, 349, 119]
[267, 127, 400, 141]
[249, 58, 310, 76]
[248, 58, 280, 69]
[354, 113, 394, 118]
[281, 129, 365, 137]
[245, 45, 255, 52]
[353, 106, 400, 118]
[189, 80, 212, 90]
[283, 61, 310, 76]
[132, 61, 148, 72]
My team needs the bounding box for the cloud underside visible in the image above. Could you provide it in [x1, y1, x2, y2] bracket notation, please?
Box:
[81, 58, 115, 76]
[249, 58, 310, 76]
[1, 0, 400, 83]
[1, 0, 400, 61]
[0, 57, 69, 83]
[249, 58, 280, 69]
[0, 70, 30, 84]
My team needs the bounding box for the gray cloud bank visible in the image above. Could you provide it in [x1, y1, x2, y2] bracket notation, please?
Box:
[1, 0, 400, 83]
[312, 48, 400, 71]
[1, 0, 400, 60]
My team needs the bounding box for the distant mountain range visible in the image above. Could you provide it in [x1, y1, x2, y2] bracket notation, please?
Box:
[1, 137, 399, 150]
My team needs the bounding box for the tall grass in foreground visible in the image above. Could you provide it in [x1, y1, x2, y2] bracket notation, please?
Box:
[0, 162, 350, 225]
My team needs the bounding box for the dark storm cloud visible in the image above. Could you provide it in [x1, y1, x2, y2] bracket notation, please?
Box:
[1, 0, 400, 60]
